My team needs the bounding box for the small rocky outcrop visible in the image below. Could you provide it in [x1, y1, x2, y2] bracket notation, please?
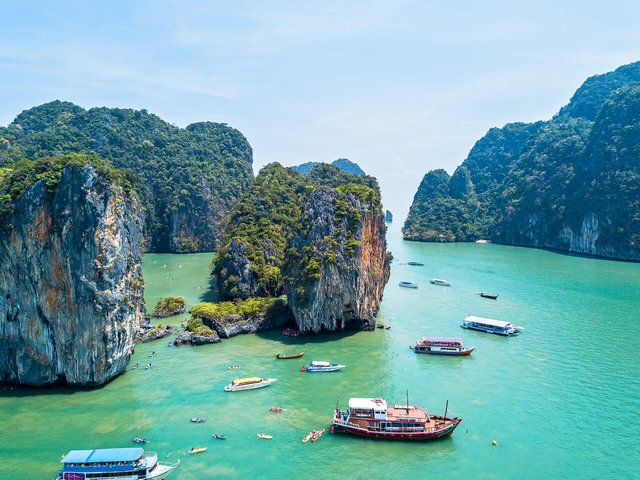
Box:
[139, 324, 173, 343]
[152, 296, 186, 318]
[385, 210, 393, 222]
[285, 187, 390, 333]
[190, 297, 289, 339]
[0, 162, 145, 386]
[174, 330, 220, 346]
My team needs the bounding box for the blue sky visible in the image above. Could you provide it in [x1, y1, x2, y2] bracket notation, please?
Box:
[1, 1, 639, 218]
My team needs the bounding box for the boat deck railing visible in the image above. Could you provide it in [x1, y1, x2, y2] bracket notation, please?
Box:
[334, 417, 452, 433]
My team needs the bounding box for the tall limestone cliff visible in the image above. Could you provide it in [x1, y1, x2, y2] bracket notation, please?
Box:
[214, 162, 391, 332]
[0, 155, 145, 386]
[405, 61, 640, 261]
[0, 102, 253, 252]
[285, 187, 390, 332]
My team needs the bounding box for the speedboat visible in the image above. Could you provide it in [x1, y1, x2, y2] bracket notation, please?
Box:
[302, 361, 346, 372]
[399, 281, 418, 288]
[191, 417, 206, 423]
[132, 437, 148, 444]
[257, 433, 272, 440]
[189, 447, 207, 454]
[480, 292, 499, 300]
[430, 278, 451, 286]
[212, 433, 227, 439]
[224, 377, 277, 392]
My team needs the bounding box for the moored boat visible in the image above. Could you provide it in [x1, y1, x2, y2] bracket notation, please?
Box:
[132, 437, 148, 444]
[276, 352, 304, 359]
[430, 278, 451, 286]
[399, 281, 419, 288]
[269, 406, 283, 413]
[227, 364, 240, 370]
[480, 292, 499, 300]
[213, 433, 227, 439]
[55, 447, 177, 480]
[224, 377, 277, 392]
[189, 447, 207, 454]
[461, 315, 522, 336]
[301, 361, 346, 372]
[411, 337, 475, 356]
[331, 397, 461, 441]
[407, 261, 424, 266]
[190, 416, 206, 423]
[257, 433, 272, 440]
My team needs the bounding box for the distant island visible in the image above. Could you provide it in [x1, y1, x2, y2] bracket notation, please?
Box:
[403, 61, 640, 261]
[293, 158, 365, 176]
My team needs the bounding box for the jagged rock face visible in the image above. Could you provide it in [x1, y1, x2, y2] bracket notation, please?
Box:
[217, 241, 264, 298]
[201, 309, 289, 339]
[285, 188, 390, 333]
[0, 165, 144, 386]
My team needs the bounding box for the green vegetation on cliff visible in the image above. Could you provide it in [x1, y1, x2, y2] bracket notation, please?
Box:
[0, 101, 253, 252]
[404, 61, 640, 260]
[214, 162, 384, 298]
[190, 296, 286, 323]
[0, 153, 134, 221]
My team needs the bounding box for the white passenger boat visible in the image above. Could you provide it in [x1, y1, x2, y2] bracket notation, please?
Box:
[461, 315, 523, 336]
[302, 361, 346, 372]
[411, 337, 475, 355]
[55, 447, 177, 479]
[224, 376, 277, 392]
[430, 278, 451, 286]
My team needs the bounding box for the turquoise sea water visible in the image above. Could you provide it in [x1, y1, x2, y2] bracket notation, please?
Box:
[1, 224, 639, 479]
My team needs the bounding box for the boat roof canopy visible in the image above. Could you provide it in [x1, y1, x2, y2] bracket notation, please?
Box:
[233, 376, 262, 385]
[349, 398, 388, 410]
[311, 361, 331, 367]
[61, 448, 143, 464]
[421, 336, 463, 343]
[465, 315, 512, 328]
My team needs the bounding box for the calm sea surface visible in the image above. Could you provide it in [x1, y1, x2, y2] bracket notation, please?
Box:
[2, 224, 639, 479]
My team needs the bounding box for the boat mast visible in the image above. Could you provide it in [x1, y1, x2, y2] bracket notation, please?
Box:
[406, 389, 409, 415]
[444, 399, 449, 419]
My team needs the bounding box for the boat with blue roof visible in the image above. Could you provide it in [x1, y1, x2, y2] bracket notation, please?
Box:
[55, 447, 177, 479]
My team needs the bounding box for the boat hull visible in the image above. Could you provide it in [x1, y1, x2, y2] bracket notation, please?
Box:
[461, 325, 516, 336]
[224, 378, 277, 391]
[305, 365, 345, 372]
[413, 347, 475, 356]
[332, 417, 461, 441]
[276, 352, 304, 359]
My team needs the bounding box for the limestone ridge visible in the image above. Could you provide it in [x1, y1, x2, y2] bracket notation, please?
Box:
[404, 61, 640, 261]
[293, 158, 366, 176]
[0, 164, 144, 386]
[285, 188, 390, 333]
[0, 101, 254, 253]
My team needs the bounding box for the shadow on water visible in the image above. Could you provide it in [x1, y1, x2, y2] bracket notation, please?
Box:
[199, 272, 222, 303]
[255, 327, 361, 345]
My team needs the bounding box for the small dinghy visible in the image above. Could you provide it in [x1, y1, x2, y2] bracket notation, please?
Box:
[302, 361, 345, 372]
[276, 352, 304, 359]
[191, 416, 206, 423]
[268, 406, 283, 413]
[132, 437, 148, 444]
[311, 429, 325, 442]
[213, 433, 227, 439]
[227, 364, 240, 370]
[189, 447, 207, 454]
[257, 433, 272, 440]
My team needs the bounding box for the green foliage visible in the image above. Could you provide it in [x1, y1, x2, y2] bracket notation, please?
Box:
[185, 317, 215, 336]
[152, 296, 186, 317]
[190, 296, 286, 323]
[0, 153, 134, 220]
[0, 101, 253, 251]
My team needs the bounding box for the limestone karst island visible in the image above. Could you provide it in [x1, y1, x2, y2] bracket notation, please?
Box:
[0, 3, 639, 479]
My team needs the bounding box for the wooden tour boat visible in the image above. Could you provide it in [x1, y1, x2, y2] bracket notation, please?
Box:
[224, 377, 277, 392]
[276, 352, 304, 359]
[331, 396, 461, 441]
[411, 337, 475, 356]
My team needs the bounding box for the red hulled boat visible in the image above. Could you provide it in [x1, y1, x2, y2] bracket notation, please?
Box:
[331, 397, 461, 441]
